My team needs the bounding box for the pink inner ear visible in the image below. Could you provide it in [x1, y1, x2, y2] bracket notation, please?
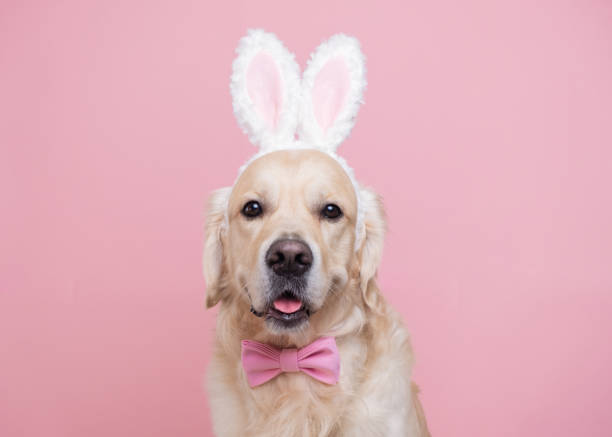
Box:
[247, 52, 283, 130]
[312, 57, 349, 133]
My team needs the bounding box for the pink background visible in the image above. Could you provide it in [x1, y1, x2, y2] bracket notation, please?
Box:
[2, 1, 611, 436]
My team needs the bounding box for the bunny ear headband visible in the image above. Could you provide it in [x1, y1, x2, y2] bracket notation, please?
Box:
[229, 29, 367, 250]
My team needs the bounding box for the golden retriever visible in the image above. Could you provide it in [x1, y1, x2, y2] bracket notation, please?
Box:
[203, 150, 430, 436]
[202, 29, 430, 437]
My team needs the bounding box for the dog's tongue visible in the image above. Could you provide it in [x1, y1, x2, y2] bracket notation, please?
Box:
[273, 297, 302, 314]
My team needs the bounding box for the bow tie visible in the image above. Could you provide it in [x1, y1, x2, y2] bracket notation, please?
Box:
[241, 337, 340, 387]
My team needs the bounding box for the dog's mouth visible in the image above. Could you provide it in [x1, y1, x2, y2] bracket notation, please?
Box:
[265, 291, 310, 328]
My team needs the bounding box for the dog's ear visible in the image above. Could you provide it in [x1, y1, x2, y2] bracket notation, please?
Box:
[203, 187, 232, 309]
[357, 187, 386, 309]
[299, 34, 366, 153]
[231, 29, 301, 152]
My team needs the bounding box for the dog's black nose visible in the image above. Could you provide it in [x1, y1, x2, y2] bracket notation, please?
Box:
[265, 239, 313, 277]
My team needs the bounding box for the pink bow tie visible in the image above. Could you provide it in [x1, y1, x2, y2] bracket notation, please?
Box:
[241, 337, 340, 387]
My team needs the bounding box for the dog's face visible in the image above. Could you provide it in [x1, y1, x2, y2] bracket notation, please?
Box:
[204, 149, 386, 336]
[227, 149, 358, 332]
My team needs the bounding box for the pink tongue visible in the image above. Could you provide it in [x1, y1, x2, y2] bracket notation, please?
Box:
[273, 297, 302, 314]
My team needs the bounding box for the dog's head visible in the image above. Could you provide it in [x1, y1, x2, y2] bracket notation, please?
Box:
[204, 155, 385, 334]
[203, 30, 385, 336]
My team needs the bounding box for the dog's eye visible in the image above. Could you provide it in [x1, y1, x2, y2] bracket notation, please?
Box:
[242, 201, 263, 218]
[321, 204, 342, 220]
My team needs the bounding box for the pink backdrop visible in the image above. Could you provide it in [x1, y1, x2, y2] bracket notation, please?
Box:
[2, 1, 611, 436]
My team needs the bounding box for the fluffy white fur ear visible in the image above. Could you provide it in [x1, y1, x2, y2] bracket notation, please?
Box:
[230, 29, 301, 151]
[357, 187, 386, 309]
[298, 34, 366, 152]
[203, 187, 231, 308]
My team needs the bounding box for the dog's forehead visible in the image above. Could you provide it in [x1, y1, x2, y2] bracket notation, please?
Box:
[232, 149, 356, 201]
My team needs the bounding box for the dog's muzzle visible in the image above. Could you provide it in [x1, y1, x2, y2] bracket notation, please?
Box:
[250, 239, 313, 329]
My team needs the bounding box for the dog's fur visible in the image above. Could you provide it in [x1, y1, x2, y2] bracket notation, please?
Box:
[204, 149, 430, 436]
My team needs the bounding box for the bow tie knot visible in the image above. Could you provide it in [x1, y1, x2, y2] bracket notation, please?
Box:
[241, 337, 340, 387]
[279, 348, 299, 373]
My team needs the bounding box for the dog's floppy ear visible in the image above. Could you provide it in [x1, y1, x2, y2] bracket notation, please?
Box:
[231, 29, 301, 152]
[357, 187, 386, 309]
[299, 34, 366, 153]
[203, 187, 231, 308]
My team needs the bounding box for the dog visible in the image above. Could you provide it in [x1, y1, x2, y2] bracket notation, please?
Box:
[203, 30, 430, 437]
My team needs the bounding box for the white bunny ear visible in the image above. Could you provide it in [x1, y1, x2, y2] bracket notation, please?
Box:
[298, 34, 366, 153]
[230, 29, 301, 151]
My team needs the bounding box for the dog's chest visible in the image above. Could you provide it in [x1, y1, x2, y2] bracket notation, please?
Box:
[243, 374, 345, 436]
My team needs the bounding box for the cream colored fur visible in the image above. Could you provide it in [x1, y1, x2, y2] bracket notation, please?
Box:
[203, 149, 430, 436]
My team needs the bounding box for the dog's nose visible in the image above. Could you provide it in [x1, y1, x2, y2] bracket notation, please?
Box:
[265, 239, 313, 277]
